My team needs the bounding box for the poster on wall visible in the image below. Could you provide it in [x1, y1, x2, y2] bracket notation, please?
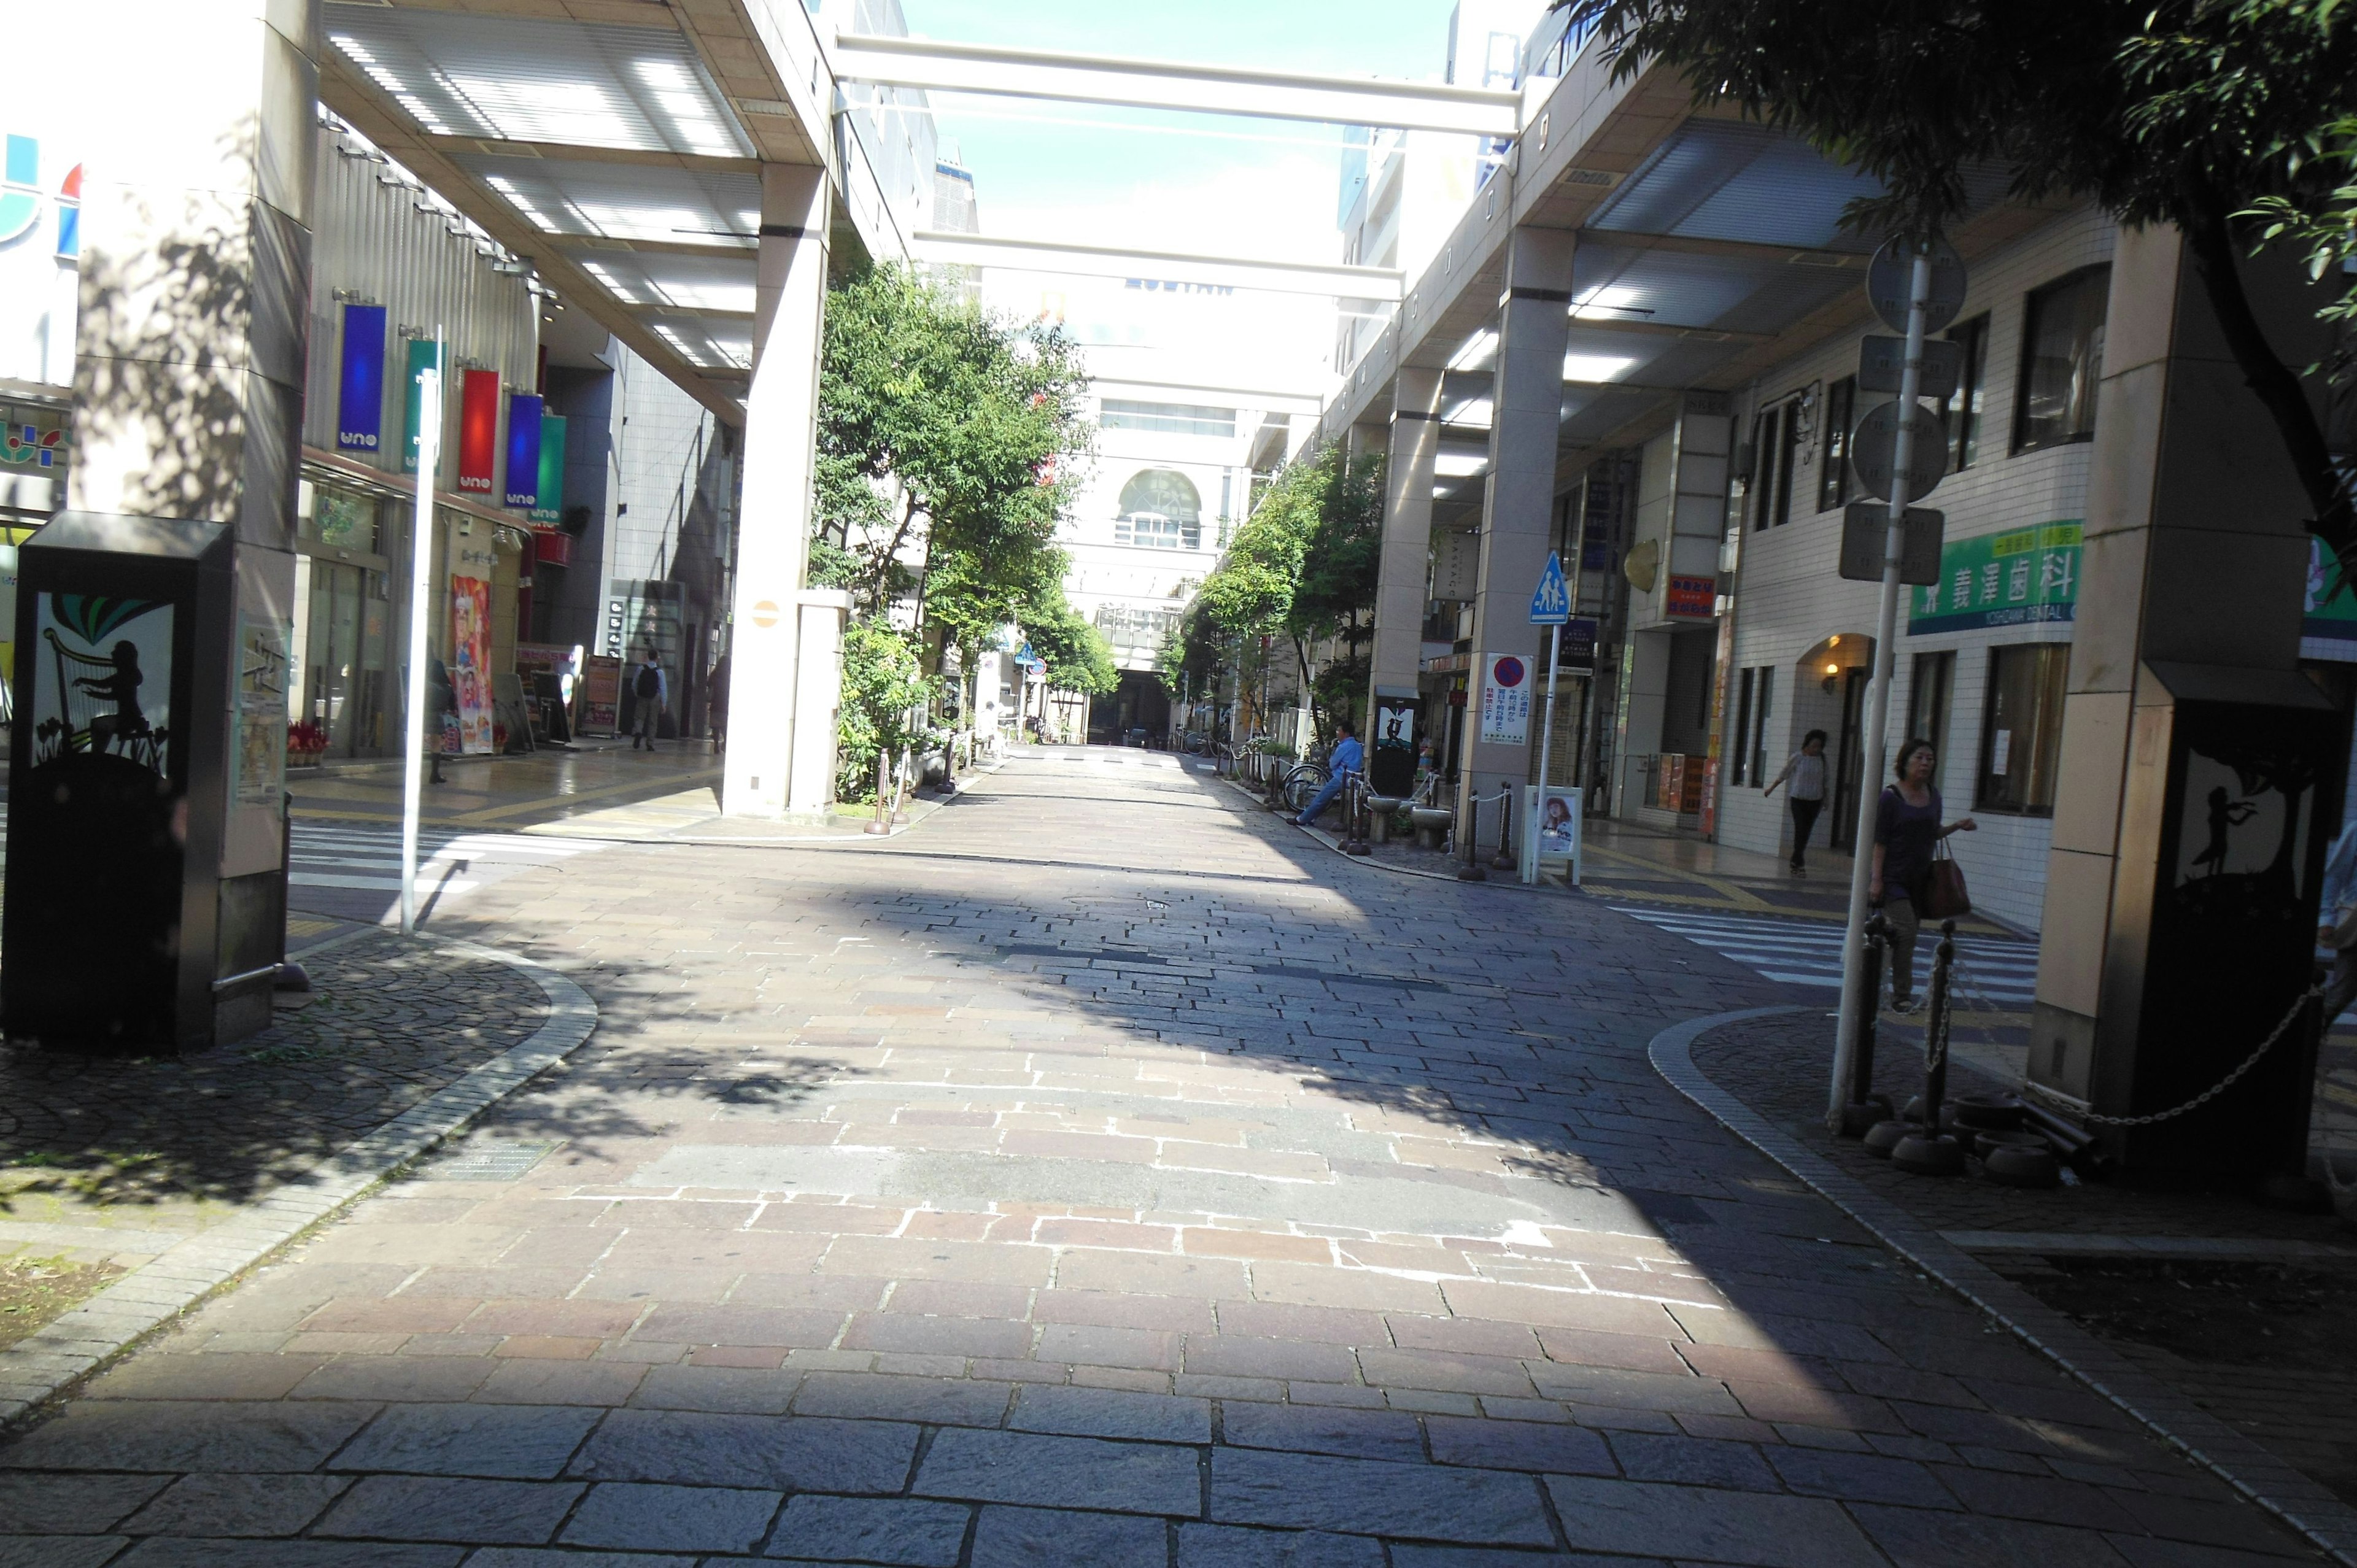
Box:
[1477, 653, 1530, 746]
[451, 576, 494, 754]
[31, 593, 174, 774]
[1910, 520, 2082, 634]
[579, 652, 621, 735]
[234, 616, 289, 805]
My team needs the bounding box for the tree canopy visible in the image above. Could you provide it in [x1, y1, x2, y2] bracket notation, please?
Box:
[1562, 0, 2357, 551]
[1018, 582, 1121, 697]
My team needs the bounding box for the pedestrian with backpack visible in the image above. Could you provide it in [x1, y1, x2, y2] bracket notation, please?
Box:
[630, 649, 666, 751]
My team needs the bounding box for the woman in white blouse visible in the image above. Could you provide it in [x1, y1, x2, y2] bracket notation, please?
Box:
[1763, 729, 1830, 874]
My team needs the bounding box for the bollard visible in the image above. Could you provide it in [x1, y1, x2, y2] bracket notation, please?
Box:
[1488, 786, 1514, 872]
[1457, 789, 1488, 880]
[1891, 919, 1965, 1176]
[1344, 773, 1372, 855]
[1838, 913, 1894, 1137]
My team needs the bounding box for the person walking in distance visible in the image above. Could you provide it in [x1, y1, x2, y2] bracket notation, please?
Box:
[1763, 729, 1830, 874]
[1870, 738, 1976, 1012]
[630, 649, 667, 751]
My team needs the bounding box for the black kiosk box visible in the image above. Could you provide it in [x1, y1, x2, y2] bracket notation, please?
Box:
[4, 512, 241, 1053]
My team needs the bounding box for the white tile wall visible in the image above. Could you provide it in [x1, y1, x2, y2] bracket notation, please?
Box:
[1717, 207, 2121, 935]
[607, 344, 721, 586]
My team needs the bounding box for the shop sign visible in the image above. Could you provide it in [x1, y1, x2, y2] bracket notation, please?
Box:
[1, 414, 64, 470]
[456, 369, 500, 494]
[1909, 520, 2081, 635]
[1665, 574, 1716, 619]
[401, 338, 442, 474]
[530, 528, 573, 568]
[579, 652, 622, 735]
[504, 393, 542, 510]
[531, 414, 566, 526]
[335, 303, 387, 453]
[1478, 652, 1530, 746]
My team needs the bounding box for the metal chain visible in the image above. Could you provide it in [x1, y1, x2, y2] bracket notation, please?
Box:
[2014, 978, 2321, 1127]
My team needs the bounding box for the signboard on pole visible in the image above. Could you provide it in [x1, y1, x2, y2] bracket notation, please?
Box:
[503, 393, 543, 511]
[530, 414, 567, 526]
[335, 303, 387, 454]
[1851, 401, 1948, 501]
[1478, 653, 1530, 745]
[456, 369, 499, 495]
[1859, 334, 1962, 400]
[1529, 551, 1571, 624]
[1867, 236, 1964, 332]
[1838, 504, 1944, 585]
[401, 338, 441, 474]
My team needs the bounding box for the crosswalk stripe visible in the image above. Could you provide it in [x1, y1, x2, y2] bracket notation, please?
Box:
[1614, 904, 2041, 998]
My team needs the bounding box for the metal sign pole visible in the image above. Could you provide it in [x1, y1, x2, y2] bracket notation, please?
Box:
[1829, 255, 1931, 1128]
[400, 339, 443, 937]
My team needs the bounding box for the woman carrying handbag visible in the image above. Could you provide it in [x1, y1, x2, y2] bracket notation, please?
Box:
[1870, 738, 1976, 1013]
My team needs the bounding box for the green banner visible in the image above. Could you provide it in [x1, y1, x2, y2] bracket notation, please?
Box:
[1909, 520, 2082, 635]
[401, 338, 442, 474]
[530, 414, 566, 525]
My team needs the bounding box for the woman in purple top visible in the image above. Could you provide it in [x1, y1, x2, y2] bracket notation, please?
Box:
[1871, 738, 1976, 1012]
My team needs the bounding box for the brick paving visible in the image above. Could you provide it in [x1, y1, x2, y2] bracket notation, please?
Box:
[0, 746, 2327, 1564]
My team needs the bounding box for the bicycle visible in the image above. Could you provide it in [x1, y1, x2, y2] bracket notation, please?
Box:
[1280, 759, 1329, 815]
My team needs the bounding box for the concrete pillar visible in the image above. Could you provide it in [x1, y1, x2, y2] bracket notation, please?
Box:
[55, 0, 318, 1044]
[1457, 227, 1573, 859]
[2032, 228, 2336, 1171]
[1369, 366, 1442, 724]
[722, 163, 830, 818]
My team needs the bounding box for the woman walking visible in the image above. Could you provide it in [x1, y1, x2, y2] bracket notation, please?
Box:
[1763, 729, 1830, 873]
[1870, 738, 1975, 1012]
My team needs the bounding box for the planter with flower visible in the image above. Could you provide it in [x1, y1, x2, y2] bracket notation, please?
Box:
[288, 720, 328, 768]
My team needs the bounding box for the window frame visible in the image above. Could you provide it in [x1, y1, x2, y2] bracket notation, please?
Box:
[2010, 266, 2110, 456]
[1973, 643, 2070, 816]
[1908, 651, 1955, 773]
[1819, 376, 1855, 512]
[1942, 314, 1989, 474]
[1731, 669, 1755, 786]
[1750, 667, 1774, 787]
[1748, 399, 1801, 530]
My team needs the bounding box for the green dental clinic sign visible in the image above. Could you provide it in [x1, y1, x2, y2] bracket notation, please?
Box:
[1908, 520, 2082, 635]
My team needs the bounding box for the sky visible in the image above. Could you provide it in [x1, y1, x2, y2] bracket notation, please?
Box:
[891, 0, 1473, 392]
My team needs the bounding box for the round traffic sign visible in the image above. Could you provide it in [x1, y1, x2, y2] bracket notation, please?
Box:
[751, 599, 780, 628]
[1850, 400, 1949, 503]
[1493, 655, 1525, 687]
[1866, 236, 1966, 334]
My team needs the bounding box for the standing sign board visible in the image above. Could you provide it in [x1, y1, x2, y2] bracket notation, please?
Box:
[449, 519, 497, 754]
[578, 652, 621, 735]
[1521, 786, 1583, 885]
[1477, 654, 1530, 745]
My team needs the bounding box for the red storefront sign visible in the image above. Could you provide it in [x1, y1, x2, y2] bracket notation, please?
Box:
[1665, 574, 1717, 619]
[530, 527, 573, 568]
[457, 369, 500, 494]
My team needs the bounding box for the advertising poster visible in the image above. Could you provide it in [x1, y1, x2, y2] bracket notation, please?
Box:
[1478, 653, 1530, 746]
[335, 303, 387, 454]
[402, 338, 441, 474]
[504, 393, 542, 511]
[579, 652, 622, 735]
[234, 615, 289, 805]
[1910, 520, 2082, 635]
[457, 368, 499, 495]
[530, 414, 567, 526]
[451, 576, 494, 754]
[1536, 788, 1581, 858]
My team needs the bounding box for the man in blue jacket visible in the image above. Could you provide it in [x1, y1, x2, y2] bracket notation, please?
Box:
[1293, 720, 1363, 828]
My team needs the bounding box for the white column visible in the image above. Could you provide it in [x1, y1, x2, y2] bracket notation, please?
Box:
[1457, 227, 1573, 857]
[1369, 366, 1442, 719]
[722, 164, 830, 818]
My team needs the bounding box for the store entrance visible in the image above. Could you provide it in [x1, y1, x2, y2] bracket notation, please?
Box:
[303, 559, 388, 757]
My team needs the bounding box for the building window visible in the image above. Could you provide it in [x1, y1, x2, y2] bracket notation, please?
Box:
[1908, 651, 1954, 765]
[1731, 668, 1755, 786]
[1092, 603, 1180, 654]
[1975, 643, 2070, 815]
[2013, 268, 2109, 454]
[1943, 314, 1989, 473]
[1736, 665, 1773, 785]
[1101, 399, 1237, 438]
[1819, 376, 1855, 512]
[1114, 469, 1203, 550]
[1749, 400, 1798, 530]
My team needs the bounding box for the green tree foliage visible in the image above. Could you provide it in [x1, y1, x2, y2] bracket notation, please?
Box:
[1562, 0, 2357, 552]
[815, 265, 1094, 665]
[835, 617, 933, 803]
[1020, 584, 1121, 697]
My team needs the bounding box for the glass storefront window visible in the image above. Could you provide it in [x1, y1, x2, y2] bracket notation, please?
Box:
[1975, 643, 2069, 814]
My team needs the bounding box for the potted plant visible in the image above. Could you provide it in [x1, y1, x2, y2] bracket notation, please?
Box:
[287, 719, 328, 767]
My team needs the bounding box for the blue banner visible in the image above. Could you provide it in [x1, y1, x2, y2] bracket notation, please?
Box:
[335, 303, 388, 453]
[505, 393, 543, 510]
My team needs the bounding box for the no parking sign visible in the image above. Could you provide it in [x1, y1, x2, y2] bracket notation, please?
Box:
[1479, 653, 1530, 746]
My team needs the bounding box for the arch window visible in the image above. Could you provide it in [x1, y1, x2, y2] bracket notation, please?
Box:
[1115, 469, 1202, 550]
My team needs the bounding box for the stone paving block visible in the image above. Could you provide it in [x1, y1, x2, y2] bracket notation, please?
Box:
[1183, 1337, 1358, 1385]
[0, 1400, 374, 1473]
[1209, 1450, 1553, 1545]
[628, 1364, 802, 1414]
[471, 1359, 648, 1405]
[569, 1409, 917, 1493]
[1058, 1251, 1250, 1298]
[120, 1473, 352, 1537]
[1009, 1385, 1213, 1443]
[1035, 1322, 1182, 1370]
[1605, 1432, 1779, 1491]
[83, 1352, 328, 1402]
[791, 1372, 1015, 1428]
[884, 1281, 1035, 1320]
[1384, 1316, 1541, 1360]
[1356, 1348, 1536, 1397]
[465, 1553, 698, 1568]
[1218, 1402, 1423, 1462]
[0, 1537, 129, 1568]
[331, 1402, 603, 1478]
[110, 1543, 468, 1566]
[1424, 1416, 1613, 1475]
[633, 1305, 846, 1349]
[1765, 1444, 1959, 1508]
[1928, 1464, 2143, 1531]
[967, 1503, 1169, 1567]
[0, 1470, 170, 1532]
[287, 1356, 497, 1404]
[763, 1494, 970, 1564]
[1545, 1474, 1883, 1567]
[1848, 1501, 2137, 1567]
[1175, 1522, 1385, 1566]
[915, 1427, 1201, 1515]
[560, 1481, 782, 1554]
[842, 1312, 1034, 1359]
[319, 1475, 584, 1543]
[1525, 1363, 1738, 1416]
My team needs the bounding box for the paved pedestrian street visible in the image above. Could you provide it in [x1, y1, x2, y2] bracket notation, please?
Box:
[0, 747, 2324, 1565]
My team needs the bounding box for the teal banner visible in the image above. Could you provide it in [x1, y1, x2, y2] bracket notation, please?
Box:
[530, 414, 566, 526]
[1909, 520, 2081, 635]
[401, 338, 443, 475]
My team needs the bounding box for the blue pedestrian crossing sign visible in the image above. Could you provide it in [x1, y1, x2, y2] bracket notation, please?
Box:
[1529, 552, 1571, 625]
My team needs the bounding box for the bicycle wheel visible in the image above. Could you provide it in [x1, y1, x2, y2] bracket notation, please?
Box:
[1283, 766, 1325, 814]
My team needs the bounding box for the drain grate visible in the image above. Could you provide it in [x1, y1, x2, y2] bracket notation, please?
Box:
[415, 1140, 562, 1182]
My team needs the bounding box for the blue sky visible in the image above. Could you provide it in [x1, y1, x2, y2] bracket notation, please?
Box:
[896, 0, 1465, 255]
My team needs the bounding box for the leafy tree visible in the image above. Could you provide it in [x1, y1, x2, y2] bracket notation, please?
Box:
[1020, 584, 1121, 697]
[835, 616, 933, 803]
[1563, 0, 2357, 556]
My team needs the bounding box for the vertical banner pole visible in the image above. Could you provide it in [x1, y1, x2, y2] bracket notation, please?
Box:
[401, 339, 443, 937]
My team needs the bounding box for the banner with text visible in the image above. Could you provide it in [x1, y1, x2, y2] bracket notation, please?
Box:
[1909, 520, 2081, 635]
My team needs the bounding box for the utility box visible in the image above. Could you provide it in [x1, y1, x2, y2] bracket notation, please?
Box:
[4, 512, 238, 1052]
[1370, 693, 1419, 797]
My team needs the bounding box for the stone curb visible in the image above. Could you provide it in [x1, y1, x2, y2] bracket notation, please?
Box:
[1649, 1004, 2357, 1566]
[0, 935, 599, 1428]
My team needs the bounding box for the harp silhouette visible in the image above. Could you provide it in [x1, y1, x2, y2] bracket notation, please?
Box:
[44, 627, 163, 769]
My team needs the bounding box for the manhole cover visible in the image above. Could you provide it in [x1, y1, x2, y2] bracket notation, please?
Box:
[416, 1140, 562, 1181]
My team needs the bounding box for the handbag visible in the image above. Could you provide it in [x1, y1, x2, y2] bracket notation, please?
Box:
[1922, 838, 1972, 919]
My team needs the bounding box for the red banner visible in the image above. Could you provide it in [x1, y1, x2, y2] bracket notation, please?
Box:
[530, 527, 573, 568]
[457, 369, 499, 494]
